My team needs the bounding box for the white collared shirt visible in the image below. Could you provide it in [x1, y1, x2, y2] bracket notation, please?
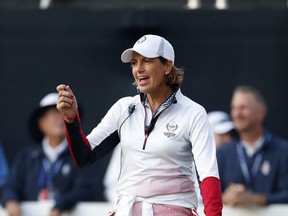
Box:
[42, 138, 67, 163]
[242, 135, 265, 157]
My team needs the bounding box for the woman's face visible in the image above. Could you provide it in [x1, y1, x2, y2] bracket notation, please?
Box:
[38, 107, 66, 139]
[131, 52, 171, 95]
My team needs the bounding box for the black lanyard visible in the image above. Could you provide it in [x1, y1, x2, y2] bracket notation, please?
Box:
[236, 144, 262, 187]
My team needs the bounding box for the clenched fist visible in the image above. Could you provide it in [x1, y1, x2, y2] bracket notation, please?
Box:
[56, 84, 78, 123]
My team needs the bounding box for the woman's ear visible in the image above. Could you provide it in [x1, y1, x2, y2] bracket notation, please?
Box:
[165, 60, 173, 73]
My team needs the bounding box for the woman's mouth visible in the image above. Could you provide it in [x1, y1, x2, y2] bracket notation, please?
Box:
[138, 76, 149, 85]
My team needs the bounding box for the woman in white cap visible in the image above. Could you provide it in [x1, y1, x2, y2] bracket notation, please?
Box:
[1, 93, 93, 216]
[56, 34, 222, 216]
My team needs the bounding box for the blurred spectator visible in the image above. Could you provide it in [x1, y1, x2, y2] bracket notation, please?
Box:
[1, 93, 94, 216]
[0, 142, 9, 198]
[208, 111, 237, 149]
[217, 85, 288, 207]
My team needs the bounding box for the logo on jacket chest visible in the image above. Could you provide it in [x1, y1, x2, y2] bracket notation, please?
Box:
[261, 160, 271, 176]
[164, 121, 178, 138]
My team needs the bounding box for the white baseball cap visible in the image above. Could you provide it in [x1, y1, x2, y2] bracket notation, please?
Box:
[208, 111, 235, 135]
[39, 93, 58, 107]
[121, 34, 175, 64]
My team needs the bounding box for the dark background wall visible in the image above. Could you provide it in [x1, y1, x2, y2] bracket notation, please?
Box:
[0, 6, 288, 165]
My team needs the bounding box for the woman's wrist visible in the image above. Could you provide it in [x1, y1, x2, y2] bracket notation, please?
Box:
[63, 111, 79, 123]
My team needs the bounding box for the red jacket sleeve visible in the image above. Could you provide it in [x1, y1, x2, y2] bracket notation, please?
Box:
[200, 176, 223, 216]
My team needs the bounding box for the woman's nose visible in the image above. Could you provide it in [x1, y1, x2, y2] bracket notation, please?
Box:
[137, 62, 145, 73]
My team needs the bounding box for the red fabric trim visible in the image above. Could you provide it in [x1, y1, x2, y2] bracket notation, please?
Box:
[76, 114, 92, 150]
[65, 126, 78, 167]
[65, 113, 91, 167]
[200, 176, 223, 216]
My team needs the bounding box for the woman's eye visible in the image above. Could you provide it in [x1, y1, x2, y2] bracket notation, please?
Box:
[130, 61, 136, 67]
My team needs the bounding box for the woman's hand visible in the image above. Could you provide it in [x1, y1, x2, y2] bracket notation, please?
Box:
[56, 84, 78, 123]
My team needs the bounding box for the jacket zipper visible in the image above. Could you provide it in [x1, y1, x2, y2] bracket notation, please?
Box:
[142, 132, 149, 150]
[142, 112, 161, 150]
[142, 106, 148, 150]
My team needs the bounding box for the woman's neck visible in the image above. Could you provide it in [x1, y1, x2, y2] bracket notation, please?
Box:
[147, 87, 173, 113]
